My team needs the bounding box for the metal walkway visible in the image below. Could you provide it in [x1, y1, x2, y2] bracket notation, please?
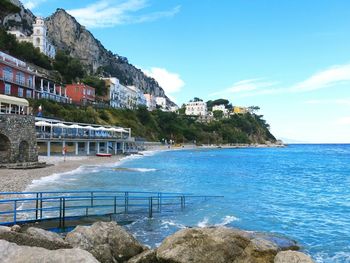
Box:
[0, 190, 223, 227]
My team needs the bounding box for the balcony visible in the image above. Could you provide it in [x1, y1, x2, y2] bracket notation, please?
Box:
[1, 74, 33, 89]
[37, 91, 71, 104]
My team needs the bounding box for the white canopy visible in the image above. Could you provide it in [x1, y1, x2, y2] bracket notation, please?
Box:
[82, 125, 94, 130]
[52, 123, 69, 128]
[35, 121, 51, 127]
[0, 94, 29, 107]
[94, 126, 108, 131]
[69, 124, 81, 129]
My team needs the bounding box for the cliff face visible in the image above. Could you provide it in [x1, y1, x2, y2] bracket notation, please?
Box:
[2, 0, 35, 35]
[46, 9, 172, 102]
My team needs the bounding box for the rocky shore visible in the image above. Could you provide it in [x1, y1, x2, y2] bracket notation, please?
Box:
[0, 221, 314, 263]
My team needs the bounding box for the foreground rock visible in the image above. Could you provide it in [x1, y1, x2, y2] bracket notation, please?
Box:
[275, 251, 314, 263]
[0, 225, 70, 250]
[0, 239, 98, 263]
[156, 227, 311, 263]
[65, 221, 145, 263]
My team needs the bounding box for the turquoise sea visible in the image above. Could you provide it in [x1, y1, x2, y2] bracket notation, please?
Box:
[28, 145, 350, 263]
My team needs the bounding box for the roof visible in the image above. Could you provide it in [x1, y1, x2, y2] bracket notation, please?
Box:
[0, 95, 29, 107]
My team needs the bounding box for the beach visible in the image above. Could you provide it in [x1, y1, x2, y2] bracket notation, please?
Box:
[0, 155, 125, 193]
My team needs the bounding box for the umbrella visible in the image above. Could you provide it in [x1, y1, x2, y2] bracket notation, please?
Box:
[35, 121, 51, 127]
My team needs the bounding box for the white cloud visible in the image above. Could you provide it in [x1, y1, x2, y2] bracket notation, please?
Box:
[67, 0, 180, 28]
[336, 117, 350, 125]
[142, 67, 185, 96]
[290, 64, 350, 92]
[210, 78, 278, 97]
[22, 0, 47, 9]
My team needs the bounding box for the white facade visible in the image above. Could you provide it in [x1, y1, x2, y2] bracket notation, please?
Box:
[125, 85, 138, 109]
[144, 94, 156, 111]
[8, 18, 56, 59]
[137, 90, 147, 107]
[212, 104, 228, 114]
[102, 77, 121, 108]
[185, 101, 207, 116]
[156, 96, 167, 110]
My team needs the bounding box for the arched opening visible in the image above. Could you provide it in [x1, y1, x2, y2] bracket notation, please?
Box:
[36, 37, 40, 45]
[18, 140, 29, 163]
[0, 133, 11, 164]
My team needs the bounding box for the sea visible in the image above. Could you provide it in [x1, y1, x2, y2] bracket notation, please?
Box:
[27, 144, 350, 263]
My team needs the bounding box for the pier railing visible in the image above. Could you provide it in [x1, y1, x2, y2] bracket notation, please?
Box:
[0, 190, 223, 227]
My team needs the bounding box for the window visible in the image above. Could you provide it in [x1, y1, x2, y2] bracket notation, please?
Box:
[5, 84, 11, 95]
[16, 72, 25, 85]
[26, 90, 32, 98]
[18, 87, 23, 97]
[28, 77, 33, 88]
[37, 29, 40, 34]
[3, 67, 12, 81]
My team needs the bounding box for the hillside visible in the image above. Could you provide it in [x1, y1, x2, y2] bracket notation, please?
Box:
[30, 99, 276, 144]
[1, 2, 174, 105]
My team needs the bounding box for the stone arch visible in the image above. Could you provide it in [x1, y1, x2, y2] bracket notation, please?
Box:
[18, 140, 29, 163]
[0, 133, 11, 164]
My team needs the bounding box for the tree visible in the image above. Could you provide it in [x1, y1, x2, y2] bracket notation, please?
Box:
[248, 106, 260, 114]
[54, 50, 85, 83]
[213, 110, 224, 119]
[193, 97, 203, 102]
[82, 76, 107, 96]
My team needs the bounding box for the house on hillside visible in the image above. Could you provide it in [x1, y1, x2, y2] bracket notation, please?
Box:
[8, 17, 56, 59]
[144, 94, 156, 111]
[0, 50, 35, 99]
[156, 96, 167, 110]
[185, 101, 207, 116]
[66, 83, 95, 105]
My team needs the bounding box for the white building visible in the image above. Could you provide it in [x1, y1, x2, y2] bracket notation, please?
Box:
[8, 17, 56, 59]
[137, 90, 147, 107]
[102, 77, 121, 108]
[144, 94, 156, 111]
[212, 104, 228, 115]
[156, 96, 167, 110]
[185, 101, 207, 116]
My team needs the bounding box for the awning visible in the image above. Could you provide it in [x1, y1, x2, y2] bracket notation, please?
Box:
[0, 94, 29, 107]
[52, 123, 69, 128]
[35, 121, 52, 127]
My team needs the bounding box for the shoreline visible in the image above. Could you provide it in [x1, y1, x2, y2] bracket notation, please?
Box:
[0, 143, 282, 194]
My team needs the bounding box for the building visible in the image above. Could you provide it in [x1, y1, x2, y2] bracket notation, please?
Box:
[0, 51, 36, 99]
[169, 105, 179, 112]
[137, 90, 147, 107]
[34, 73, 71, 104]
[212, 104, 228, 116]
[8, 18, 56, 59]
[125, 86, 138, 109]
[102, 77, 121, 108]
[66, 83, 95, 105]
[185, 101, 207, 116]
[233, 106, 248, 114]
[156, 97, 167, 110]
[144, 94, 156, 111]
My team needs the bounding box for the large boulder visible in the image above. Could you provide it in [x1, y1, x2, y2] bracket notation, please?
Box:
[157, 227, 251, 263]
[0, 226, 71, 250]
[274, 251, 315, 263]
[0, 239, 99, 263]
[156, 227, 307, 263]
[65, 221, 144, 263]
[127, 249, 158, 263]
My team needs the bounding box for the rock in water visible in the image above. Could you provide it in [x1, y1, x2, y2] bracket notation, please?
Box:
[127, 249, 158, 263]
[65, 221, 145, 263]
[0, 226, 71, 250]
[0, 239, 99, 263]
[157, 227, 252, 263]
[274, 251, 315, 263]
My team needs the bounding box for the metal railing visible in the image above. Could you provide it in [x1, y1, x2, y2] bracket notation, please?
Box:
[0, 190, 223, 227]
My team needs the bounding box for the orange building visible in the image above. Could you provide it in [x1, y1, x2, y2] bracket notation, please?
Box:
[65, 83, 95, 105]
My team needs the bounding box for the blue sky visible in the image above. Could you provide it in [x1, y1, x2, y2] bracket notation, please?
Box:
[24, 0, 350, 143]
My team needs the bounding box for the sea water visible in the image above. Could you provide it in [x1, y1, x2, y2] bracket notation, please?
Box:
[27, 145, 350, 263]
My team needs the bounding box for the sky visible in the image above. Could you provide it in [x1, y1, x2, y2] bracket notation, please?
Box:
[23, 0, 350, 143]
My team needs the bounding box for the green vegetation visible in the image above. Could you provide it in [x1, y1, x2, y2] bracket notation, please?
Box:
[0, 0, 20, 15]
[206, 99, 232, 111]
[53, 50, 85, 83]
[0, 29, 52, 69]
[29, 99, 276, 144]
[82, 75, 107, 96]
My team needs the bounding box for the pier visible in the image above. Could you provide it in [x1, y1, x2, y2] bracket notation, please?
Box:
[0, 190, 223, 228]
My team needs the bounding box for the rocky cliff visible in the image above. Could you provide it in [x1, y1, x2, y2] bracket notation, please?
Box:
[46, 9, 173, 104]
[2, 0, 35, 35]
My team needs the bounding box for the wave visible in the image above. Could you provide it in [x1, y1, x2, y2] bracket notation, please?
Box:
[314, 251, 350, 263]
[197, 215, 239, 228]
[113, 167, 157, 173]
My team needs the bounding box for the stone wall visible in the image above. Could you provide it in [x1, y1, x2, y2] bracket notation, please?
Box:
[0, 115, 38, 164]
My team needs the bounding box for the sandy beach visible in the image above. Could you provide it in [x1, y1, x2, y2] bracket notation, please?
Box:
[0, 155, 125, 193]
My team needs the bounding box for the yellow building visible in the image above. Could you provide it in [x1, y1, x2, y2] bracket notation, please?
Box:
[233, 106, 248, 114]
